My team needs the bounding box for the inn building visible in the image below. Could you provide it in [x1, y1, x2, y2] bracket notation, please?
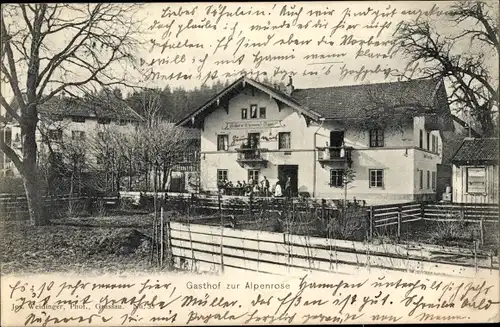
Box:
[177, 76, 455, 204]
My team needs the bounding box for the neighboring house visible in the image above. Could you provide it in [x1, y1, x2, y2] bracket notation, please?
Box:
[177, 76, 455, 204]
[169, 128, 201, 193]
[0, 122, 22, 177]
[451, 138, 499, 204]
[2, 94, 144, 179]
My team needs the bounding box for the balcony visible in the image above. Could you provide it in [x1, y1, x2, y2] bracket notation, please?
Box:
[236, 147, 268, 167]
[317, 146, 353, 167]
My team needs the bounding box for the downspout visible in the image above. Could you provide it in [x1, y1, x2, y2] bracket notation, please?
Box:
[312, 117, 326, 198]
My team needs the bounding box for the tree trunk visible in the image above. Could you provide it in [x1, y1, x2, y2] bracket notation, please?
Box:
[21, 120, 48, 226]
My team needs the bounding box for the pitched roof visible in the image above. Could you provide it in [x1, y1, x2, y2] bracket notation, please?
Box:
[177, 76, 453, 130]
[290, 78, 444, 119]
[176, 76, 321, 127]
[452, 138, 499, 164]
[9, 94, 144, 122]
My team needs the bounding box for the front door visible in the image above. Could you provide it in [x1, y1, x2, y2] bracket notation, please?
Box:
[278, 165, 298, 197]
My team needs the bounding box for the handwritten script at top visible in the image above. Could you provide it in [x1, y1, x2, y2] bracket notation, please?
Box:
[140, 3, 457, 86]
[4, 274, 499, 325]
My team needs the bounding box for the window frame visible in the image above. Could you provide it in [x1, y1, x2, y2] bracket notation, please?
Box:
[278, 132, 291, 150]
[369, 169, 384, 188]
[427, 170, 430, 189]
[432, 171, 437, 190]
[71, 130, 86, 141]
[248, 132, 260, 148]
[426, 131, 431, 150]
[419, 130, 423, 148]
[248, 169, 259, 183]
[466, 167, 486, 194]
[241, 108, 248, 120]
[217, 169, 228, 183]
[217, 134, 229, 151]
[419, 170, 423, 189]
[259, 107, 266, 118]
[369, 129, 384, 147]
[250, 104, 258, 119]
[330, 169, 344, 188]
[48, 129, 63, 141]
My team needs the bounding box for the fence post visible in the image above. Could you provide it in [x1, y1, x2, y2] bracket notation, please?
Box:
[397, 212, 401, 240]
[479, 217, 484, 246]
[218, 192, 224, 273]
[369, 206, 374, 240]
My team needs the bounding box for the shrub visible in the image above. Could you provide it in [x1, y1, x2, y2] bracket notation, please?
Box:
[429, 220, 480, 246]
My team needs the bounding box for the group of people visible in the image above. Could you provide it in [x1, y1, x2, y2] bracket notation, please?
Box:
[217, 176, 292, 197]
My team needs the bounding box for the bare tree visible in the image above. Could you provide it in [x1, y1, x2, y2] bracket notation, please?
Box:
[394, 1, 499, 136]
[0, 4, 143, 225]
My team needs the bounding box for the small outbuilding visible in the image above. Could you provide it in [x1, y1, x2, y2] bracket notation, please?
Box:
[451, 138, 499, 204]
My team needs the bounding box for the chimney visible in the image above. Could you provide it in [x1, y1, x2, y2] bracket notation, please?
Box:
[285, 75, 294, 95]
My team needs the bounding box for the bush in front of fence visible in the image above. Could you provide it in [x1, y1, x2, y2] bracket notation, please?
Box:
[429, 220, 480, 247]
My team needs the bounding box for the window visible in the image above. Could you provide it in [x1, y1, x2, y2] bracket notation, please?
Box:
[259, 107, 266, 118]
[217, 169, 228, 183]
[48, 129, 62, 140]
[432, 135, 438, 153]
[248, 133, 260, 148]
[466, 167, 486, 193]
[248, 169, 259, 183]
[369, 169, 384, 188]
[278, 132, 291, 149]
[250, 104, 258, 118]
[419, 130, 423, 148]
[419, 170, 423, 189]
[427, 170, 430, 189]
[426, 132, 431, 150]
[217, 134, 228, 151]
[369, 129, 384, 147]
[432, 171, 436, 190]
[330, 169, 344, 187]
[241, 108, 247, 120]
[72, 116, 86, 123]
[98, 118, 111, 125]
[71, 131, 85, 141]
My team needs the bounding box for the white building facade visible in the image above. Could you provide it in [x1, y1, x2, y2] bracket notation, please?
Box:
[178, 77, 455, 204]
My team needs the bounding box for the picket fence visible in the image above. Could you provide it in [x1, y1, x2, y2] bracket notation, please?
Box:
[168, 221, 498, 278]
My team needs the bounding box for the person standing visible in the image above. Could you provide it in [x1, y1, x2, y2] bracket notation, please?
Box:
[261, 176, 270, 197]
[274, 181, 282, 197]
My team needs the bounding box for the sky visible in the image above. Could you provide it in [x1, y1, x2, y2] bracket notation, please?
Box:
[1, 1, 498, 109]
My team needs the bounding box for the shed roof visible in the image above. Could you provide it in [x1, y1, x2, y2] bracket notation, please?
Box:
[452, 138, 499, 164]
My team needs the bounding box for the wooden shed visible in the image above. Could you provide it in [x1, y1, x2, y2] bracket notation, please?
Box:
[451, 138, 499, 204]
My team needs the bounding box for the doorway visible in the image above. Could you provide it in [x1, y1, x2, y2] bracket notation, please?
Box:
[330, 131, 344, 157]
[278, 165, 298, 197]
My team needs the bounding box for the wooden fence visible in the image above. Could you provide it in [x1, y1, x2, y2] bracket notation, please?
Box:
[168, 221, 498, 278]
[369, 201, 499, 243]
[0, 194, 119, 220]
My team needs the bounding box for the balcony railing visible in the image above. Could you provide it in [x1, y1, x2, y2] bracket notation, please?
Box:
[317, 146, 353, 165]
[236, 147, 267, 166]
